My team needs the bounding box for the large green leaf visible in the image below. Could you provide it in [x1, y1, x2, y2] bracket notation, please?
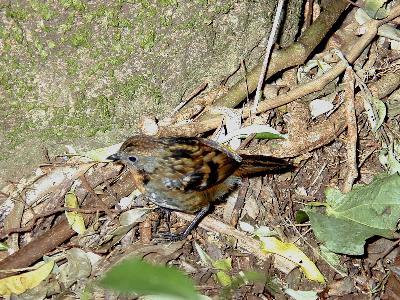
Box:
[303, 174, 400, 255]
[99, 258, 200, 300]
[364, 0, 389, 19]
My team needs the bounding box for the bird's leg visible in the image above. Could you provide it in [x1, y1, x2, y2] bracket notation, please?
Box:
[152, 207, 172, 234]
[157, 204, 210, 242]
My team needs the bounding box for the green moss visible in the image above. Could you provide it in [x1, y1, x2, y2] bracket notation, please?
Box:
[158, 0, 178, 6]
[70, 27, 91, 47]
[97, 95, 113, 120]
[59, 12, 76, 33]
[33, 37, 48, 59]
[114, 75, 162, 105]
[6, 121, 39, 149]
[215, 2, 233, 14]
[117, 17, 133, 29]
[86, 59, 105, 77]
[150, 87, 162, 105]
[196, 0, 208, 6]
[5, 5, 29, 21]
[181, 18, 199, 29]
[136, 3, 158, 21]
[136, 0, 151, 9]
[113, 30, 122, 42]
[117, 76, 146, 98]
[105, 9, 121, 28]
[107, 55, 127, 67]
[11, 26, 25, 44]
[41, 24, 54, 33]
[1, 0, 252, 177]
[117, 41, 135, 55]
[0, 72, 12, 92]
[85, 4, 106, 23]
[23, 92, 116, 142]
[139, 30, 156, 50]
[66, 58, 80, 76]
[59, 0, 87, 11]
[47, 40, 56, 49]
[29, 0, 55, 21]
[160, 15, 173, 27]
[0, 56, 37, 99]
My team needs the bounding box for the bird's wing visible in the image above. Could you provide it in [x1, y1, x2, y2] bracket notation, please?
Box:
[158, 137, 242, 192]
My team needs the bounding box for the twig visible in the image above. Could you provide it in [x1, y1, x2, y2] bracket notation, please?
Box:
[170, 82, 208, 116]
[0, 166, 133, 275]
[79, 174, 114, 219]
[304, 0, 315, 29]
[358, 148, 377, 168]
[245, 71, 400, 158]
[159, 4, 400, 139]
[241, 60, 250, 104]
[252, 0, 285, 115]
[237, 133, 256, 151]
[247, 17, 379, 117]
[368, 239, 400, 268]
[230, 178, 249, 227]
[158, 0, 350, 136]
[0, 207, 124, 238]
[199, 0, 349, 115]
[343, 67, 358, 193]
[175, 211, 269, 261]
[310, 162, 327, 187]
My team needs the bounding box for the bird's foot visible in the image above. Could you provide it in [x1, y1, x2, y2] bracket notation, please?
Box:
[155, 230, 188, 242]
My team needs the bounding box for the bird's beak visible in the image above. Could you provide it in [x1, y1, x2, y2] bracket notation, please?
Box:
[106, 153, 121, 161]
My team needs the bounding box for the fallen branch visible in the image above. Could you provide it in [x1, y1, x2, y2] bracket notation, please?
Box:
[159, 0, 349, 136]
[158, 3, 400, 145]
[343, 67, 358, 193]
[0, 166, 135, 276]
[175, 211, 268, 261]
[245, 71, 400, 158]
[1, 207, 126, 238]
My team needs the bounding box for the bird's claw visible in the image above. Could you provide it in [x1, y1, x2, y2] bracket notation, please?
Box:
[155, 231, 187, 242]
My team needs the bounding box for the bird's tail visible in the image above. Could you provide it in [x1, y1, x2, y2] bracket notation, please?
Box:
[234, 155, 293, 177]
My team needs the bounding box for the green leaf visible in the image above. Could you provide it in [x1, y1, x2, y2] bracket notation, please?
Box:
[82, 142, 123, 162]
[387, 93, 400, 118]
[0, 242, 8, 251]
[64, 192, 86, 234]
[212, 258, 232, 272]
[215, 271, 232, 287]
[378, 24, 400, 42]
[387, 144, 400, 175]
[193, 242, 214, 267]
[304, 174, 400, 255]
[284, 289, 318, 300]
[325, 187, 345, 207]
[99, 258, 200, 300]
[295, 210, 309, 223]
[319, 246, 348, 276]
[364, 0, 389, 19]
[143, 296, 212, 300]
[371, 97, 387, 132]
[254, 132, 285, 140]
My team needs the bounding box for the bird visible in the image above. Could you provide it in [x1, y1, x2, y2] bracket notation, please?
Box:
[107, 135, 292, 241]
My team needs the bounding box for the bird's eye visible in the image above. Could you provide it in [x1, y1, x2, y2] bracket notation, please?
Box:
[128, 156, 137, 163]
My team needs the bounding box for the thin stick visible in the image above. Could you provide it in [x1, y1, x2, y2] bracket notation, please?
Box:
[175, 211, 268, 261]
[170, 82, 208, 116]
[252, 0, 285, 114]
[80, 174, 114, 219]
[343, 67, 358, 193]
[0, 207, 124, 238]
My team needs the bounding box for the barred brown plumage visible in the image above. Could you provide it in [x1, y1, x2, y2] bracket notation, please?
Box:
[108, 135, 292, 241]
